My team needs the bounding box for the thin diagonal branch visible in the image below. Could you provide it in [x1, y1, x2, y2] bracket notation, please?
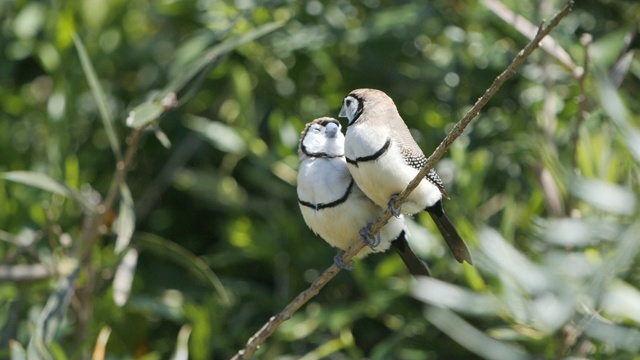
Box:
[482, 0, 581, 78]
[231, 2, 574, 359]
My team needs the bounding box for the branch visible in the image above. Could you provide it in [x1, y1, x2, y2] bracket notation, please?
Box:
[482, 0, 581, 78]
[231, 2, 574, 358]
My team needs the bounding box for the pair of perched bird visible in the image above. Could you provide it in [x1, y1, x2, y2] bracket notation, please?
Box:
[297, 88, 472, 277]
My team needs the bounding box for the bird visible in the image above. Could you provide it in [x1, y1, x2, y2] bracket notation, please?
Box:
[297, 117, 430, 276]
[338, 88, 472, 265]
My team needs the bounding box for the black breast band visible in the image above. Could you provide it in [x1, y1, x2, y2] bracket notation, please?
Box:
[298, 179, 355, 211]
[345, 138, 391, 167]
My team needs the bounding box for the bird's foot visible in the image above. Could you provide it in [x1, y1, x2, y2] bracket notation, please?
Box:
[334, 250, 354, 270]
[359, 224, 381, 248]
[388, 195, 402, 217]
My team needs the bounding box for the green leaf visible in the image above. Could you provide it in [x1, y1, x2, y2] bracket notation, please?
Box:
[73, 34, 122, 160]
[135, 233, 231, 306]
[571, 178, 636, 216]
[27, 263, 79, 359]
[171, 325, 192, 360]
[589, 29, 630, 70]
[584, 317, 640, 353]
[542, 218, 619, 247]
[426, 307, 528, 360]
[478, 228, 548, 294]
[115, 184, 135, 254]
[0, 171, 95, 212]
[126, 102, 164, 128]
[154, 128, 172, 149]
[112, 248, 138, 307]
[185, 115, 247, 154]
[2, 171, 68, 195]
[161, 21, 284, 98]
[603, 281, 640, 324]
[596, 74, 640, 164]
[412, 277, 500, 316]
[9, 340, 26, 360]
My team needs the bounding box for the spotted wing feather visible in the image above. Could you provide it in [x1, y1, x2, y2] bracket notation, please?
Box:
[400, 148, 449, 199]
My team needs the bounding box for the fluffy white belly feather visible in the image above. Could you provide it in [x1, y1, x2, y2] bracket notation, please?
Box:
[297, 157, 404, 257]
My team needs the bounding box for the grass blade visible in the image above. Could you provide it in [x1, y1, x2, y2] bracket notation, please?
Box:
[73, 34, 122, 161]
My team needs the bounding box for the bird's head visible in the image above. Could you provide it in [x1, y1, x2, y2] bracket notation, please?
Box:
[298, 117, 345, 159]
[339, 88, 397, 126]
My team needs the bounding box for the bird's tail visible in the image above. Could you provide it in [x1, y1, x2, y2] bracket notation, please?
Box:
[428, 212, 473, 265]
[391, 231, 431, 277]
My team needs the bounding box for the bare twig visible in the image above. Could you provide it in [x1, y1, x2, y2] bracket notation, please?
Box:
[80, 125, 147, 264]
[231, 2, 574, 359]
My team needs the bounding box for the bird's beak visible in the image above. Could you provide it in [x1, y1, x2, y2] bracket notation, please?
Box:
[338, 104, 347, 118]
[325, 123, 339, 138]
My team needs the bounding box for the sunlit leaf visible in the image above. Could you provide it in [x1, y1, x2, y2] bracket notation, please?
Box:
[2, 171, 68, 195]
[596, 74, 640, 164]
[426, 307, 528, 360]
[171, 325, 192, 360]
[609, 50, 634, 88]
[589, 29, 630, 69]
[603, 281, 640, 324]
[185, 115, 247, 154]
[115, 184, 135, 254]
[531, 293, 572, 332]
[541, 218, 619, 247]
[412, 277, 500, 316]
[91, 326, 112, 360]
[73, 34, 122, 160]
[584, 317, 640, 353]
[498, 273, 532, 325]
[479, 228, 548, 294]
[9, 340, 26, 360]
[113, 249, 138, 307]
[623, 128, 640, 165]
[597, 74, 629, 126]
[587, 221, 640, 299]
[126, 102, 164, 128]
[571, 178, 636, 216]
[0, 171, 94, 211]
[135, 233, 231, 306]
[154, 128, 172, 149]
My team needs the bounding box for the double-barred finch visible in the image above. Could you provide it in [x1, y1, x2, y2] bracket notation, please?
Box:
[297, 117, 430, 276]
[338, 89, 472, 265]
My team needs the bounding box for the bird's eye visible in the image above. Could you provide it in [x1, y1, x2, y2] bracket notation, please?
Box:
[345, 99, 352, 107]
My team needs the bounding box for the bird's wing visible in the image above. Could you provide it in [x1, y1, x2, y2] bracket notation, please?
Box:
[398, 143, 450, 199]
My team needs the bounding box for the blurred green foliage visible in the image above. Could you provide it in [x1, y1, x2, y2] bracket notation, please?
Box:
[1, 0, 640, 359]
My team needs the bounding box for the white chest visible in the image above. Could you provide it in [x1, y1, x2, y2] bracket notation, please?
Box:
[344, 125, 442, 214]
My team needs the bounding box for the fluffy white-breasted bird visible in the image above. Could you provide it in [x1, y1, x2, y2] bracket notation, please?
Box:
[339, 89, 472, 264]
[297, 117, 430, 276]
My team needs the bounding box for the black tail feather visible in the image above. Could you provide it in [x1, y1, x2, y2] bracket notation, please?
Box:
[428, 210, 473, 265]
[391, 231, 431, 277]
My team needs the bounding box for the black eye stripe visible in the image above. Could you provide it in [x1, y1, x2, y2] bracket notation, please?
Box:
[345, 93, 364, 125]
[319, 119, 340, 127]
